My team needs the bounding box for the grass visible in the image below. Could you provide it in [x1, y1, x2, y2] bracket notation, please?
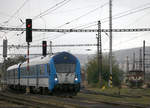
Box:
[78, 87, 150, 107]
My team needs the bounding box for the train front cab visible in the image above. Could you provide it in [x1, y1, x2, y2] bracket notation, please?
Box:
[48, 52, 81, 95]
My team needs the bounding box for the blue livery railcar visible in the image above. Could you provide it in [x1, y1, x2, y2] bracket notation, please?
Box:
[6, 52, 81, 96]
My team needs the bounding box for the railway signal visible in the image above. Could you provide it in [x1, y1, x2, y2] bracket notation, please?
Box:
[42, 41, 47, 56]
[26, 19, 32, 42]
[26, 19, 32, 94]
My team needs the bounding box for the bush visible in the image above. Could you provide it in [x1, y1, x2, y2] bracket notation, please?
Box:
[85, 54, 123, 88]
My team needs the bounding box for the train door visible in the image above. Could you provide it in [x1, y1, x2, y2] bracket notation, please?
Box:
[36, 65, 40, 88]
[48, 59, 56, 91]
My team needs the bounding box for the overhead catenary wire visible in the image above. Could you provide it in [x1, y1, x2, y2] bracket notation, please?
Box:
[3, 0, 29, 24]
[32, 0, 71, 20]
[55, 1, 109, 29]
[114, 32, 150, 47]
[7, 0, 71, 44]
[3, 0, 150, 51]
[74, 5, 150, 29]
[1, 0, 29, 43]
[28, 1, 110, 44]
[72, 2, 150, 29]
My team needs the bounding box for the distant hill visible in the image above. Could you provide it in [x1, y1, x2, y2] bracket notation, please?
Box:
[114, 47, 150, 63]
[75, 47, 150, 70]
[75, 54, 95, 67]
[1, 47, 149, 69]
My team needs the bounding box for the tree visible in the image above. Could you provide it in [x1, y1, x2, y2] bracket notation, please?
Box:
[4, 56, 26, 69]
[0, 56, 26, 78]
[85, 54, 123, 87]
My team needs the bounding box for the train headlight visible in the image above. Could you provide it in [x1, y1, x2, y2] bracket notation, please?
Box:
[55, 77, 58, 81]
[75, 77, 78, 81]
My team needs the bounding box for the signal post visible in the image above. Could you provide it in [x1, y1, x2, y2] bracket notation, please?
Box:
[26, 19, 32, 94]
[2, 39, 7, 88]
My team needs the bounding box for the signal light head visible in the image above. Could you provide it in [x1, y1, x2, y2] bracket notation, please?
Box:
[43, 44, 46, 47]
[42, 41, 47, 56]
[26, 19, 32, 42]
[27, 24, 31, 28]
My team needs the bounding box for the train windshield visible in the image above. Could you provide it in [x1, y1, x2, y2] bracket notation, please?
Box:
[55, 64, 76, 73]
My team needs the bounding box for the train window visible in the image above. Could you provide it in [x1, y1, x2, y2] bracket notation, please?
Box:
[36, 65, 40, 75]
[40, 64, 45, 75]
[7, 70, 10, 78]
[15, 69, 17, 77]
[12, 70, 14, 78]
[21, 67, 26, 76]
[55, 64, 76, 73]
[13, 69, 15, 78]
[33, 66, 36, 76]
[22, 67, 26, 75]
[30, 65, 36, 76]
[9, 71, 11, 78]
[10, 70, 13, 78]
[20, 68, 23, 76]
[39, 65, 42, 75]
[24, 67, 27, 76]
[47, 63, 50, 74]
[29, 66, 32, 75]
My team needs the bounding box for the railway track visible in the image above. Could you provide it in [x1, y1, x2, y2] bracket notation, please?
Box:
[0, 92, 62, 108]
[0, 91, 102, 108]
[0, 90, 138, 108]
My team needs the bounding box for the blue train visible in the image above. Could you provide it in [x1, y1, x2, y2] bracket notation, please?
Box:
[6, 52, 81, 96]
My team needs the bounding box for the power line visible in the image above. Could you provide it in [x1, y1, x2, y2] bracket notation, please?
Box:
[33, 0, 71, 20]
[2, 0, 150, 47]
[1, 0, 29, 43]
[7, 0, 71, 44]
[4, 0, 29, 24]
[55, 1, 109, 28]
[114, 32, 149, 47]
[72, 2, 150, 29]
[74, 5, 150, 29]
[5, 0, 150, 42]
[30, 1, 109, 43]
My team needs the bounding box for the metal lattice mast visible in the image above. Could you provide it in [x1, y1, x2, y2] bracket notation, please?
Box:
[97, 21, 102, 85]
[109, 0, 113, 87]
[139, 48, 142, 70]
[143, 40, 145, 81]
[133, 52, 135, 70]
[126, 56, 129, 74]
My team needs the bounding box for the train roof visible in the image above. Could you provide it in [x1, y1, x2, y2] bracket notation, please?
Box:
[6, 52, 79, 70]
[21, 55, 53, 67]
[53, 52, 78, 64]
[7, 64, 19, 71]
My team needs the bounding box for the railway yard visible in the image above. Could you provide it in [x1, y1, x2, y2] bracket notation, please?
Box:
[0, 85, 150, 108]
[1, 0, 150, 108]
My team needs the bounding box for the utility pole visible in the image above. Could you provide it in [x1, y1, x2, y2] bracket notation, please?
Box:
[97, 35, 100, 83]
[109, 0, 113, 87]
[50, 41, 52, 55]
[97, 21, 102, 85]
[139, 48, 142, 71]
[133, 52, 135, 70]
[26, 42, 30, 94]
[3, 39, 8, 85]
[3, 39, 7, 85]
[126, 56, 129, 83]
[126, 56, 129, 74]
[143, 40, 145, 81]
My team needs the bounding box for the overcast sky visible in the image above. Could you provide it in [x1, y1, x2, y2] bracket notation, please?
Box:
[0, 0, 150, 61]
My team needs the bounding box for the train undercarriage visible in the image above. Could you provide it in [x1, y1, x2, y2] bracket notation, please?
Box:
[7, 83, 80, 97]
